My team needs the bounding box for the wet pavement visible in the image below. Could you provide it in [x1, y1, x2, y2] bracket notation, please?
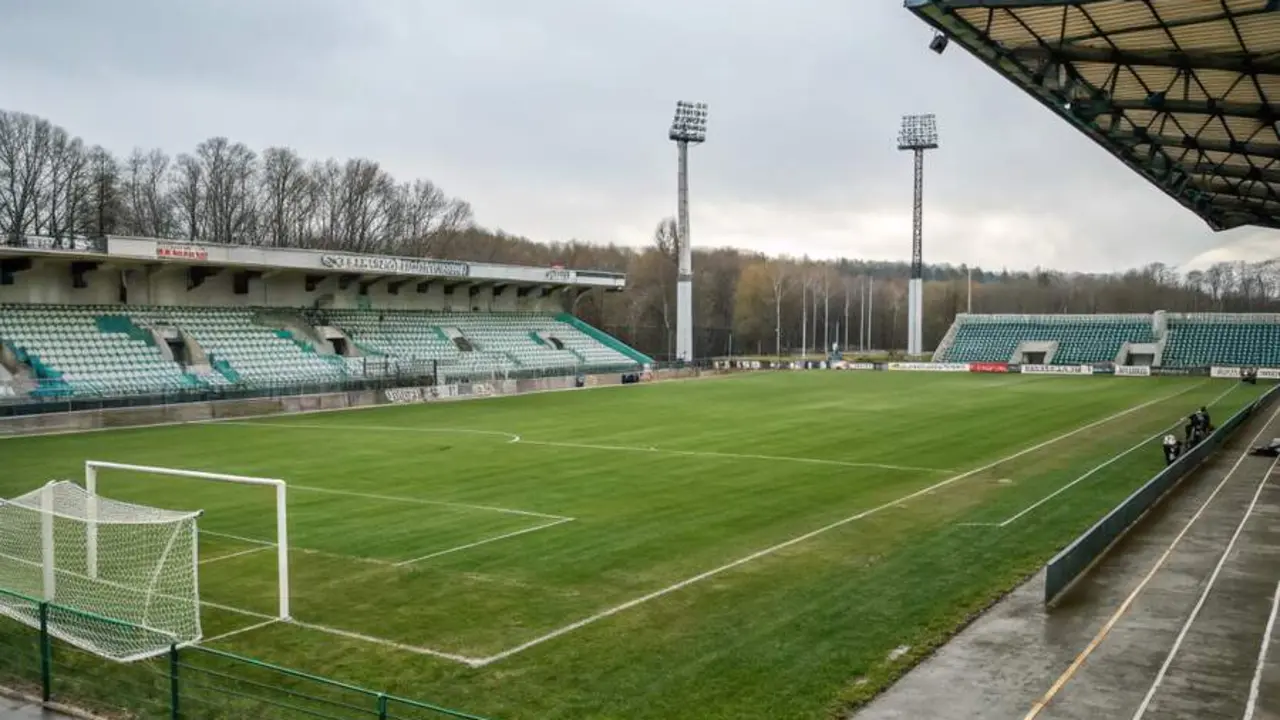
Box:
[855, 397, 1280, 720]
[0, 696, 71, 719]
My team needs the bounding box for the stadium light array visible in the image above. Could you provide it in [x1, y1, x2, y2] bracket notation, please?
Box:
[897, 113, 939, 357]
[669, 101, 709, 144]
[669, 100, 709, 362]
[897, 114, 939, 151]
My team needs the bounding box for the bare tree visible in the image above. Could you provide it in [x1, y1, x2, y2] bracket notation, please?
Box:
[259, 147, 312, 248]
[196, 137, 258, 244]
[171, 153, 203, 240]
[81, 146, 124, 236]
[123, 148, 174, 238]
[0, 111, 53, 238]
[765, 259, 788, 356]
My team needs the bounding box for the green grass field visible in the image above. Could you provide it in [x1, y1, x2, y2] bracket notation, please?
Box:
[0, 372, 1264, 719]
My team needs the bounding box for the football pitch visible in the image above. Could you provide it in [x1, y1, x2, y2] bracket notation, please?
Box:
[0, 372, 1266, 719]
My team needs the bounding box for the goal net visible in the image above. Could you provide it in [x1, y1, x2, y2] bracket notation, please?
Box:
[0, 480, 202, 662]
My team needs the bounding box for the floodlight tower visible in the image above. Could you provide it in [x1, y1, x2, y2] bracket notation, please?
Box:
[897, 114, 938, 357]
[669, 101, 708, 362]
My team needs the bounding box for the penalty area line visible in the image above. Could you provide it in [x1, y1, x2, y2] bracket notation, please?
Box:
[470, 388, 1184, 667]
[396, 517, 576, 566]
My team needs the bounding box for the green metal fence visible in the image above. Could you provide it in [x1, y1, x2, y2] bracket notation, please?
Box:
[0, 589, 494, 720]
[1044, 383, 1280, 605]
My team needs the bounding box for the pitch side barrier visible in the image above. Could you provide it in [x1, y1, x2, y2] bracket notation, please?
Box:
[1042, 383, 1280, 606]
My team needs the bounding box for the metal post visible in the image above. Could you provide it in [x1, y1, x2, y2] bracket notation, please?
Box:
[868, 277, 875, 350]
[898, 114, 937, 356]
[169, 644, 180, 719]
[85, 463, 98, 579]
[967, 266, 973, 314]
[669, 101, 707, 362]
[40, 483, 55, 602]
[276, 483, 290, 620]
[39, 603, 51, 703]
[675, 140, 693, 362]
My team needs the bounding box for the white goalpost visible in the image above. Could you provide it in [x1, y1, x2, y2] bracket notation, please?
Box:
[84, 460, 291, 621]
[0, 461, 290, 663]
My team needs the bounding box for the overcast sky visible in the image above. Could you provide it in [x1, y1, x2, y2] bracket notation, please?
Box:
[2, 0, 1275, 273]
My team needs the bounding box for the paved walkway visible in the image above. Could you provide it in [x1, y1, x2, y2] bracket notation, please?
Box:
[0, 696, 72, 720]
[855, 396, 1280, 719]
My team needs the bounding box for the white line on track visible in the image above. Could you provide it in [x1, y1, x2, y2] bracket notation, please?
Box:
[395, 517, 575, 566]
[965, 382, 1230, 528]
[1131, 454, 1280, 719]
[1023, 402, 1280, 720]
[469, 388, 1192, 667]
[1245, 581, 1280, 720]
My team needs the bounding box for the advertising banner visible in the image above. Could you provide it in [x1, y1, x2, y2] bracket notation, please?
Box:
[969, 362, 1009, 374]
[1114, 366, 1152, 377]
[1020, 364, 1093, 376]
[1210, 367, 1242, 379]
[887, 362, 970, 372]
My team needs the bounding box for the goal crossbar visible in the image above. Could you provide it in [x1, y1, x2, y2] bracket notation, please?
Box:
[85, 460, 290, 620]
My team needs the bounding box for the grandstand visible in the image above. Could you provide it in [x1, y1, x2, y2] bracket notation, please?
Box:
[934, 311, 1280, 369]
[0, 236, 650, 404]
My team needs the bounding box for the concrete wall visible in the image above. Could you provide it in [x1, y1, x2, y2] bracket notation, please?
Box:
[0, 367, 690, 438]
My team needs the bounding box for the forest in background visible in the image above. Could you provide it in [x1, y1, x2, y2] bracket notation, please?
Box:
[3, 108, 1278, 359]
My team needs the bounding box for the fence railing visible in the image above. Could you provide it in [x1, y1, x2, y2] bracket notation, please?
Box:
[1043, 383, 1280, 605]
[0, 589, 493, 720]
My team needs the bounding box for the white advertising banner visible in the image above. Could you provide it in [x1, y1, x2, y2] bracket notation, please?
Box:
[1114, 366, 1152, 377]
[1210, 367, 1242, 379]
[1020, 364, 1093, 376]
[887, 362, 969, 372]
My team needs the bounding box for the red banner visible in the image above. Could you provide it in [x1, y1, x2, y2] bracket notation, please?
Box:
[970, 362, 1009, 373]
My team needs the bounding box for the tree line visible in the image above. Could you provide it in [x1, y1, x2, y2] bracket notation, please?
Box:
[3, 108, 1278, 360]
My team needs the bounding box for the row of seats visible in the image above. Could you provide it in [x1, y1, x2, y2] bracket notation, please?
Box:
[1163, 320, 1280, 368]
[0, 304, 650, 399]
[938, 315, 1153, 364]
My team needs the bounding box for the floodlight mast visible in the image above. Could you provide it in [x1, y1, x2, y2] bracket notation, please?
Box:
[669, 101, 708, 362]
[897, 114, 938, 357]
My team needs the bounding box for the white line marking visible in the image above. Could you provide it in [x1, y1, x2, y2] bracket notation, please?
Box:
[472, 389, 1191, 667]
[289, 484, 569, 521]
[965, 382, 1229, 527]
[1131, 454, 1280, 719]
[514, 438, 952, 473]
[199, 546, 272, 565]
[229, 418, 950, 473]
[1024, 402, 1280, 719]
[201, 618, 281, 644]
[201, 530, 394, 566]
[221, 420, 522, 443]
[1245, 581, 1280, 720]
[285, 617, 483, 667]
[396, 517, 575, 566]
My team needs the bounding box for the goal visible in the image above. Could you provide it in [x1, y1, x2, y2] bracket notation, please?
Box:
[0, 480, 202, 662]
[85, 461, 291, 622]
[0, 461, 290, 663]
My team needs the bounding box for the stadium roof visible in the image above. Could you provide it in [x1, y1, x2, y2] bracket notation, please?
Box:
[906, 0, 1280, 231]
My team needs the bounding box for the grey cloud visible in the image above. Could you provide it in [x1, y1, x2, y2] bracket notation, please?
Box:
[0, 0, 1249, 272]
